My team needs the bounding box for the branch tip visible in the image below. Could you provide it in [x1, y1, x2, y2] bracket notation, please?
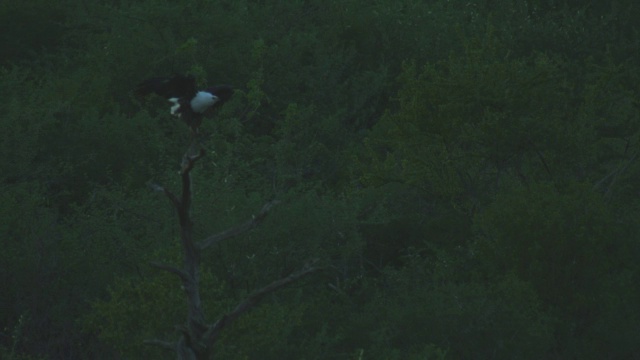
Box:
[198, 200, 280, 250]
[144, 339, 176, 351]
[149, 262, 189, 281]
[148, 182, 165, 192]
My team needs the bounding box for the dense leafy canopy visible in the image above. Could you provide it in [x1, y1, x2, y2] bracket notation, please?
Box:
[2, 0, 639, 359]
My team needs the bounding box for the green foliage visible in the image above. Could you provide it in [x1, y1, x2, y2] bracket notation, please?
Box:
[342, 264, 553, 359]
[473, 181, 637, 358]
[359, 29, 575, 199]
[0, 312, 46, 360]
[0, 183, 64, 357]
[0, 0, 71, 65]
[81, 267, 231, 358]
[214, 300, 307, 360]
[474, 182, 615, 303]
[349, 5, 640, 359]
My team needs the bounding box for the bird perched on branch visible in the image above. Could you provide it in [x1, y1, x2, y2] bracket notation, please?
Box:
[135, 74, 233, 133]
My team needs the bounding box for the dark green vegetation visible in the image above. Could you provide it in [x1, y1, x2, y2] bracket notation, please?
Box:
[2, 0, 639, 359]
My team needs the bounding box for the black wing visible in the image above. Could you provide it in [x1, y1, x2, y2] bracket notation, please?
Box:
[135, 75, 197, 99]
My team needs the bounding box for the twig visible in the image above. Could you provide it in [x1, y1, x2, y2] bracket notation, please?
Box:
[181, 148, 206, 175]
[149, 182, 180, 209]
[143, 339, 176, 351]
[150, 262, 189, 282]
[198, 200, 280, 250]
[204, 261, 322, 344]
[593, 151, 639, 195]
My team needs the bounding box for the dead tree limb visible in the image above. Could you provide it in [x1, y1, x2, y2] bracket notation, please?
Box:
[593, 150, 639, 198]
[148, 146, 207, 359]
[150, 262, 189, 282]
[204, 261, 320, 346]
[198, 200, 280, 250]
[146, 143, 320, 359]
[143, 339, 176, 352]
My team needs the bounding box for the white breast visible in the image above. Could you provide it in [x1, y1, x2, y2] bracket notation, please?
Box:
[190, 91, 219, 113]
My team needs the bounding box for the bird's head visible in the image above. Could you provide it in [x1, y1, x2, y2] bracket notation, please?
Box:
[207, 85, 233, 104]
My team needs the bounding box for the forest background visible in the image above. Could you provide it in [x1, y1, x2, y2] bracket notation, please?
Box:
[1, 0, 639, 359]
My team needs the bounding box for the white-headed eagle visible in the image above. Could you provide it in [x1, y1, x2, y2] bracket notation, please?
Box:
[136, 74, 232, 133]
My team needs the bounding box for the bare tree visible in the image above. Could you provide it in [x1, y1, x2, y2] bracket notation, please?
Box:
[146, 145, 320, 359]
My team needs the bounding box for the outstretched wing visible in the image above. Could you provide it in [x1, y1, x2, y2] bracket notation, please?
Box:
[135, 75, 197, 99]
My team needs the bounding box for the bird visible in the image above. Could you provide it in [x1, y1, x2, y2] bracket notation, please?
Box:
[135, 74, 233, 133]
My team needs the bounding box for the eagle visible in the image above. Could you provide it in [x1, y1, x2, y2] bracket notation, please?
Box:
[135, 74, 233, 133]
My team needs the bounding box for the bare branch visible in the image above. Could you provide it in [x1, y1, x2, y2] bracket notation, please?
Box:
[178, 148, 205, 222]
[593, 151, 639, 194]
[149, 182, 180, 209]
[150, 262, 189, 282]
[148, 182, 165, 192]
[148, 139, 315, 359]
[143, 339, 176, 351]
[204, 261, 322, 344]
[198, 200, 280, 250]
[181, 148, 206, 175]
